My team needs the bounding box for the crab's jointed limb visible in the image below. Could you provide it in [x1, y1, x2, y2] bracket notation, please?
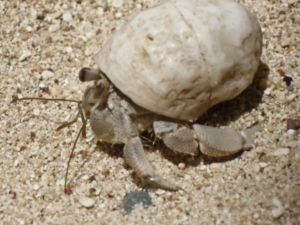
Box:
[124, 136, 181, 191]
[193, 124, 261, 157]
[80, 68, 261, 191]
[154, 121, 261, 157]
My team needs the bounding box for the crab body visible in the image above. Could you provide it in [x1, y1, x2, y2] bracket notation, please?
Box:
[80, 0, 263, 190]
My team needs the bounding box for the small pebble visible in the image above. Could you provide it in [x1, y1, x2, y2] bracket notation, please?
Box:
[287, 129, 295, 135]
[255, 175, 261, 181]
[65, 46, 73, 53]
[62, 12, 72, 22]
[253, 213, 260, 219]
[65, 138, 72, 144]
[253, 163, 261, 173]
[82, 175, 89, 180]
[280, 37, 290, 47]
[287, 118, 300, 130]
[86, 31, 95, 39]
[272, 148, 289, 156]
[50, 11, 62, 19]
[78, 196, 95, 208]
[286, 140, 298, 148]
[115, 12, 123, 19]
[39, 83, 46, 88]
[272, 197, 284, 218]
[26, 26, 33, 32]
[178, 163, 185, 170]
[277, 14, 286, 23]
[264, 86, 273, 95]
[41, 70, 54, 80]
[287, 0, 298, 4]
[108, 103, 114, 110]
[199, 165, 206, 170]
[14, 159, 19, 167]
[33, 183, 40, 190]
[19, 50, 32, 62]
[210, 163, 221, 171]
[156, 189, 166, 195]
[89, 188, 101, 196]
[112, 0, 124, 8]
[49, 24, 60, 32]
[286, 93, 296, 102]
[33, 108, 40, 116]
[178, 189, 185, 195]
[97, 8, 104, 16]
[51, 203, 63, 212]
[258, 162, 268, 168]
[267, 120, 274, 132]
[122, 191, 152, 214]
[103, 0, 109, 11]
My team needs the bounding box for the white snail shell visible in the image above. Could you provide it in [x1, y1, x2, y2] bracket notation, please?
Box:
[96, 0, 262, 120]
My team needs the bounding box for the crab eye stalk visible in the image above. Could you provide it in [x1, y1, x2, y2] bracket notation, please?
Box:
[93, 77, 110, 99]
[80, 67, 111, 117]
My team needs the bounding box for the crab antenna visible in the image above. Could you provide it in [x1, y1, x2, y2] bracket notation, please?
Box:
[55, 89, 93, 131]
[64, 89, 94, 193]
[79, 102, 87, 139]
[64, 124, 84, 193]
[14, 96, 80, 103]
[56, 102, 83, 131]
[15, 90, 95, 194]
[14, 96, 83, 131]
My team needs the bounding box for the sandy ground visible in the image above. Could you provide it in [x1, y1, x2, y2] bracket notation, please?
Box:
[1, 0, 300, 224]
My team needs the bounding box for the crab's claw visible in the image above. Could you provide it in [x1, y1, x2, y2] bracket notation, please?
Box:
[193, 124, 261, 157]
[124, 136, 181, 191]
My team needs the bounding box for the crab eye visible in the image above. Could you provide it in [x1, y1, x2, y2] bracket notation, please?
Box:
[79, 67, 101, 82]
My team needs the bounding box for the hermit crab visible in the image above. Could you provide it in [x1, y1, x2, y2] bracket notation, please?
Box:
[77, 0, 263, 190]
[20, 0, 263, 191]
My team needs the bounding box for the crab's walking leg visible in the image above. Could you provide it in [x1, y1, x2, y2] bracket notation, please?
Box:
[153, 121, 260, 157]
[193, 124, 261, 157]
[124, 136, 180, 191]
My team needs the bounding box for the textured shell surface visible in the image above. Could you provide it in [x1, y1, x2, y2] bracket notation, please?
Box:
[96, 0, 262, 120]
